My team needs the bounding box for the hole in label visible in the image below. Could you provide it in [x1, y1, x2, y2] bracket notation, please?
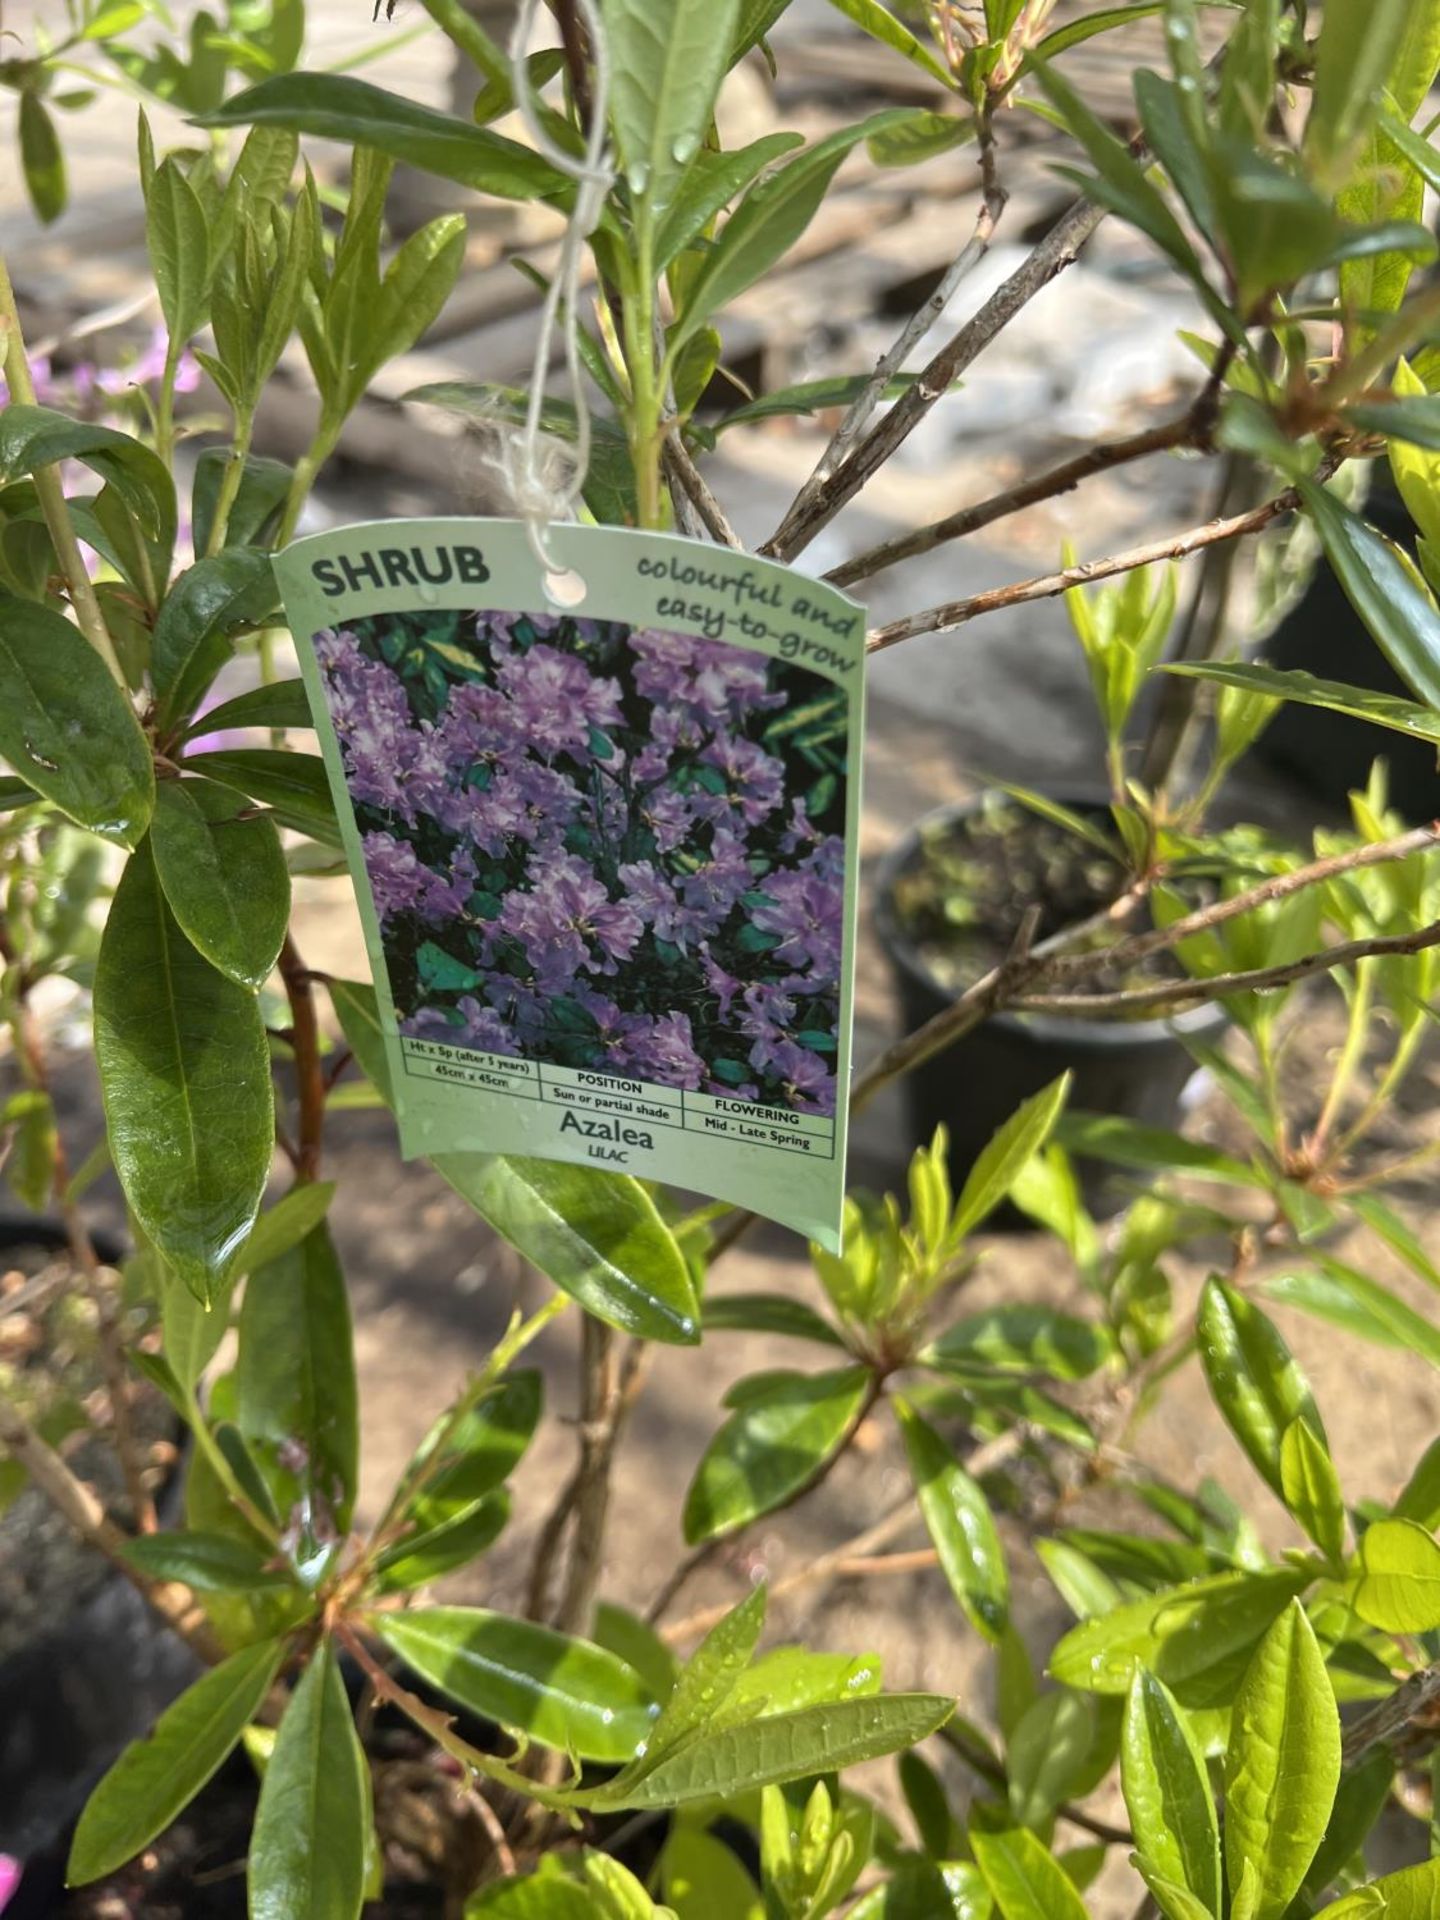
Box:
[543, 567, 588, 608]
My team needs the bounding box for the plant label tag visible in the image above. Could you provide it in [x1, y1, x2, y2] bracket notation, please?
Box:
[273, 518, 865, 1251]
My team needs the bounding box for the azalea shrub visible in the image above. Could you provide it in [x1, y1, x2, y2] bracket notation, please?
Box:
[322, 607, 846, 1110]
[4, 1, 1440, 1918]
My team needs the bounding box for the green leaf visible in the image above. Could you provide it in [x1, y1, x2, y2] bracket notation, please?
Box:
[951, 1075, 1071, 1240]
[652, 132, 805, 271]
[0, 587, 154, 846]
[234, 1181, 338, 1279]
[185, 747, 340, 844]
[894, 1399, 1008, 1641]
[728, 1645, 882, 1717]
[1163, 659, 1440, 746]
[158, 1258, 232, 1394]
[249, 1640, 368, 1920]
[1030, 2, 1167, 61]
[701, 1290, 847, 1346]
[371, 1607, 657, 1762]
[120, 1529, 294, 1592]
[238, 1221, 359, 1535]
[683, 1365, 871, 1543]
[1302, 1747, 1396, 1908]
[1263, 1262, 1440, 1372]
[1048, 1566, 1312, 1699]
[586, 1692, 953, 1810]
[1197, 1278, 1324, 1499]
[68, 1638, 286, 1885]
[866, 108, 976, 168]
[850, 1862, 994, 1920]
[925, 1305, 1110, 1382]
[372, 1493, 509, 1591]
[1279, 1417, 1347, 1564]
[95, 841, 273, 1301]
[151, 550, 279, 729]
[1348, 389, 1440, 451]
[1299, 477, 1440, 711]
[183, 678, 315, 740]
[662, 1828, 763, 1920]
[191, 449, 291, 557]
[202, 74, 570, 202]
[1317, 1859, 1440, 1918]
[1056, 1111, 1260, 1184]
[603, 0, 743, 215]
[435, 1153, 698, 1343]
[821, 0, 953, 84]
[1353, 1517, 1440, 1631]
[0, 404, 174, 557]
[150, 778, 289, 989]
[1308, 0, 1411, 175]
[1, 1089, 56, 1213]
[19, 92, 66, 224]
[671, 110, 916, 347]
[1006, 1690, 1096, 1828]
[970, 1827, 1089, 1920]
[1121, 1670, 1221, 1914]
[1223, 1601, 1340, 1920]
[591, 1603, 678, 1705]
[146, 156, 211, 349]
[466, 1861, 595, 1917]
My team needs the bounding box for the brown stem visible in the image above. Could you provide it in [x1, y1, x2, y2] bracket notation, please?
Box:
[1341, 1662, 1440, 1769]
[1013, 920, 1440, 1017]
[545, 1329, 649, 1633]
[829, 413, 1199, 590]
[865, 477, 1320, 652]
[279, 934, 325, 1183]
[663, 434, 743, 549]
[764, 191, 1107, 562]
[549, 0, 594, 132]
[0, 1386, 225, 1663]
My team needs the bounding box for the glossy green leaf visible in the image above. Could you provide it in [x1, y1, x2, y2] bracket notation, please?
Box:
[146, 155, 211, 348]
[238, 1221, 359, 1534]
[671, 111, 915, 348]
[95, 842, 273, 1301]
[1133, 1865, 1215, 1920]
[434, 1152, 698, 1344]
[1300, 477, 1440, 711]
[249, 1640, 368, 1920]
[702, 1290, 847, 1346]
[652, 132, 804, 271]
[1197, 1278, 1323, 1499]
[952, 1075, 1071, 1240]
[372, 1492, 510, 1590]
[1056, 1111, 1260, 1184]
[850, 1862, 993, 1920]
[371, 1607, 657, 1762]
[634, 1583, 767, 1775]
[121, 1529, 294, 1592]
[185, 747, 341, 844]
[925, 1305, 1111, 1381]
[201, 74, 570, 201]
[1006, 1689, 1095, 1829]
[233, 1181, 338, 1280]
[1030, 2, 1166, 60]
[1354, 1517, 1440, 1631]
[604, 0, 742, 217]
[0, 405, 174, 556]
[821, 0, 952, 84]
[19, 92, 66, 224]
[1121, 1670, 1220, 1913]
[683, 1365, 871, 1542]
[591, 1603, 678, 1705]
[191, 449, 291, 557]
[0, 588, 154, 846]
[1048, 1566, 1312, 1698]
[727, 1644, 882, 1717]
[1318, 1859, 1440, 1918]
[1264, 1263, 1440, 1372]
[662, 1828, 762, 1920]
[400, 1371, 542, 1528]
[466, 1860, 595, 1917]
[1395, 1436, 1440, 1528]
[895, 1399, 1008, 1641]
[867, 108, 976, 167]
[183, 678, 315, 740]
[584, 1692, 953, 1810]
[1279, 1417, 1347, 1564]
[1223, 1601, 1340, 1920]
[151, 551, 279, 729]
[970, 1827, 1089, 1920]
[1301, 1747, 1395, 1910]
[1164, 659, 1440, 746]
[159, 1257, 232, 1393]
[150, 778, 289, 988]
[69, 1640, 286, 1885]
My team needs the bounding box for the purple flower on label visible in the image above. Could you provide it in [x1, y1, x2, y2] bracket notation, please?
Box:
[363, 832, 473, 924]
[749, 867, 843, 981]
[494, 642, 623, 759]
[767, 1038, 837, 1116]
[617, 859, 698, 950]
[404, 994, 522, 1055]
[615, 1011, 706, 1090]
[699, 943, 741, 1015]
[679, 827, 753, 928]
[500, 854, 643, 993]
[696, 732, 785, 827]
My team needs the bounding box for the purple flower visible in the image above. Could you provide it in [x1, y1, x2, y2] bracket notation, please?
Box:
[362, 832, 473, 924]
[617, 859, 700, 949]
[749, 867, 843, 981]
[500, 854, 642, 992]
[678, 827, 752, 928]
[614, 1011, 706, 1089]
[766, 1038, 837, 1116]
[494, 642, 623, 759]
[403, 994, 522, 1056]
[695, 732, 785, 827]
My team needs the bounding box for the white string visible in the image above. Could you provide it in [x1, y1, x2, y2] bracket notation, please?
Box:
[497, 0, 614, 578]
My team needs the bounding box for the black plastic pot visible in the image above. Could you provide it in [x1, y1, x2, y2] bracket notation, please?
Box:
[0, 1217, 199, 1869]
[1255, 479, 1438, 819]
[874, 800, 1228, 1215]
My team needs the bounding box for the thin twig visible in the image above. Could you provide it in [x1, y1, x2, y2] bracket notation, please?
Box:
[764, 191, 1108, 561]
[279, 934, 326, 1183]
[663, 434, 744, 548]
[865, 478, 1317, 652]
[776, 102, 1008, 547]
[1342, 1662, 1440, 1768]
[551, 1329, 650, 1632]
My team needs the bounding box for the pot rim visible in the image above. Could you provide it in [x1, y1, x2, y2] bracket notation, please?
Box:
[872, 790, 1230, 1051]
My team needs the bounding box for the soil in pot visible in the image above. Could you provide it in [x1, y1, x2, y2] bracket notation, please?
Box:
[876, 794, 1227, 1213]
[0, 1221, 196, 1862]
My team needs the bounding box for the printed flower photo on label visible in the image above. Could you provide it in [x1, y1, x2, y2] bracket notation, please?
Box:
[316, 608, 848, 1117]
